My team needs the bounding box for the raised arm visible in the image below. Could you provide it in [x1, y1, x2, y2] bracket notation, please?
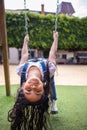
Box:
[19, 34, 29, 64]
[48, 31, 58, 65]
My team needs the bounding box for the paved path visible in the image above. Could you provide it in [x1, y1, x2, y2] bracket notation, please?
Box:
[55, 65, 87, 86]
[0, 65, 87, 86]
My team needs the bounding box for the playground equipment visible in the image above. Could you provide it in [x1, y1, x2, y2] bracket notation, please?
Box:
[0, 0, 10, 96]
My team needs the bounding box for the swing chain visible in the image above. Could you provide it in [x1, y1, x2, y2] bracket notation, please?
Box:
[55, 0, 59, 31]
[24, 0, 28, 34]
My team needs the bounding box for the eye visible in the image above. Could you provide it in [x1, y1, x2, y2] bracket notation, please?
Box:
[28, 81, 32, 85]
[24, 89, 31, 94]
[35, 91, 41, 95]
[35, 89, 42, 95]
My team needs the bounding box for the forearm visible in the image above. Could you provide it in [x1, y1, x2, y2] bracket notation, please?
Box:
[50, 38, 58, 57]
[19, 35, 29, 64]
[48, 31, 58, 64]
[21, 40, 28, 57]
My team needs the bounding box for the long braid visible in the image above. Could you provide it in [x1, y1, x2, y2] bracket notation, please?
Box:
[43, 61, 50, 96]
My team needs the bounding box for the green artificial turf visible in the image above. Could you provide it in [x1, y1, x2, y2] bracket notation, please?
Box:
[51, 86, 87, 130]
[0, 85, 18, 130]
[0, 85, 87, 130]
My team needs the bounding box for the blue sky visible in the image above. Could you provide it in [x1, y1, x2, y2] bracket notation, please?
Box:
[4, 0, 87, 18]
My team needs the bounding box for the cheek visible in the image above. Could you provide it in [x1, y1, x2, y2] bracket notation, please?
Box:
[22, 82, 30, 90]
[39, 82, 43, 89]
[40, 82, 43, 87]
[40, 83, 44, 93]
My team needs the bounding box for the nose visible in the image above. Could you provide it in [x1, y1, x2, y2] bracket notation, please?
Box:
[31, 85, 36, 89]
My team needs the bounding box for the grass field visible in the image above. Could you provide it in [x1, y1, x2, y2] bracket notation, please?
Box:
[0, 85, 87, 130]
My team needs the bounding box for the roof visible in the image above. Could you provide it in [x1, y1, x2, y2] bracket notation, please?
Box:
[5, 9, 55, 15]
[58, 1, 75, 15]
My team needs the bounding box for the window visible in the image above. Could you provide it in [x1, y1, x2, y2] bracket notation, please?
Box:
[62, 54, 67, 59]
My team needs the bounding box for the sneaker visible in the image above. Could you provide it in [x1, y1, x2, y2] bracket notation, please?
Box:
[51, 100, 58, 114]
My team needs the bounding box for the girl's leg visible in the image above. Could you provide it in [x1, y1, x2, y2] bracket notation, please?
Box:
[50, 76, 58, 114]
[51, 76, 57, 100]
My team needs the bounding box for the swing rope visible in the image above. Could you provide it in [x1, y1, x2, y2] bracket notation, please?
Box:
[55, 0, 59, 31]
[24, 0, 28, 34]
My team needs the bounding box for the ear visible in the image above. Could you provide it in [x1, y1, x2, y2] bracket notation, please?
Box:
[43, 82, 46, 87]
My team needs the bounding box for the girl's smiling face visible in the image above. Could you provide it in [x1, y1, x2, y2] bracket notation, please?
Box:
[22, 76, 44, 102]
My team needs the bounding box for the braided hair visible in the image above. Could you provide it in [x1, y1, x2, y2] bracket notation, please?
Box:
[8, 61, 51, 130]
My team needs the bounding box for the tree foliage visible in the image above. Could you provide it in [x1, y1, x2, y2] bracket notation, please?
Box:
[6, 12, 87, 51]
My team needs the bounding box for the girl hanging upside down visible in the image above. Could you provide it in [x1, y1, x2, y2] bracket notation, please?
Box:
[8, 31, 58, 130]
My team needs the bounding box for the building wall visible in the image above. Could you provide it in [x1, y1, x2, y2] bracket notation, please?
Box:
[57, 50, 74, 59]
[8, 47, 44, 64]
[8, 48, 87, 64]
[9, 47, 19, 64]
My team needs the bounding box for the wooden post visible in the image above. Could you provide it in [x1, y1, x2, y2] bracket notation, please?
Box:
[0, 0, 11, 96]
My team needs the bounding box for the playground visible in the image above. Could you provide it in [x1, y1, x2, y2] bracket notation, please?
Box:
[0, 1, 87, 130]
[0, 64, 87, 86]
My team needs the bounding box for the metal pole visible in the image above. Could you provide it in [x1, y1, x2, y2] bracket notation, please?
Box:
[24, 0, 28, 34]
[55, 0, 59, 31]
[0, 0, 11, 96]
